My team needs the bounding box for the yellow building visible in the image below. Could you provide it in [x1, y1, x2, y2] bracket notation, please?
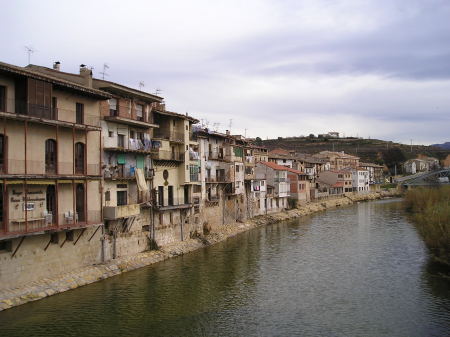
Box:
[0, 61, 108, 288]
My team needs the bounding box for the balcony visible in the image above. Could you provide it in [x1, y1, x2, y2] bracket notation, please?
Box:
[206, 171, 231, 183]
[103, 204, 141, 220]
[244, 167, 255, 180]
[189, 150, 200, 161]
[151, 149, 184, 162]
[1, 159, 100, 177]
[209, 150, 228, 162]
[103, 166, 153, 180]
[274, 177, 289, 183]
[103, 138, 153, 154]
[245, 156, 255, 166]
[153, 129, 185, 143]
[1, 98, 100, 129]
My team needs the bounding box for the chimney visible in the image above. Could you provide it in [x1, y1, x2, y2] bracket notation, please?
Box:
[53, 61, 61, 71]
[79, 64, 93, 87]
[226, 130, 230, 136]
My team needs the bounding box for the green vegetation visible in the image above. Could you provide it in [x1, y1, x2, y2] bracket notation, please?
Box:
[404, 187, 450, 266]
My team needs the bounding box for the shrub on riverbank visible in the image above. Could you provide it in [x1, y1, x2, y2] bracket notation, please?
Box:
[404, 186, 450, 266]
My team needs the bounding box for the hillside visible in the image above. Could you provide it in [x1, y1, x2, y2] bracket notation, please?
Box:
[261, 136, 450, 166]
[432, 142, 450, 150]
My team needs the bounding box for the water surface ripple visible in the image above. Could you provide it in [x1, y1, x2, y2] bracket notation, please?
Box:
[0, 199, 449, 337]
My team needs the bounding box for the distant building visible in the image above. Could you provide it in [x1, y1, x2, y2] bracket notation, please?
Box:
[313, 151, 359, 170]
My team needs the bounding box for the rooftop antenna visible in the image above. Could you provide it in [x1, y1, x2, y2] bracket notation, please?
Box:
[24, 46, 35, 64]
[154, 88, 162, 96]
[244, 128, 247, 138]
[228, 119, 233, 132]
[99, 63, 109, 80]
[139, 81, 145, 90]
[213, 123, 220, 132]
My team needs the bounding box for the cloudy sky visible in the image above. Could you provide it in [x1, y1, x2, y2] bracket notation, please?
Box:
[2, 0, 450, 144]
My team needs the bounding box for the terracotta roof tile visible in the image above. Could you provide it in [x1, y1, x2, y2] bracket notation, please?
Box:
[259, 161, 289, 171]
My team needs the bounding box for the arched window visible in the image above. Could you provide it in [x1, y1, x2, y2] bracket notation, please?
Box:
[45, 139, 57, 174]
[76, 183, 85, 222]
[75, 142, 85, 174]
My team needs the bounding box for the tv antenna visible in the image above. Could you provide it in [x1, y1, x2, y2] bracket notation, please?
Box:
[24, 46, 35, 64]
[139, 81, 145, 90]
[154, 88, 162, 96]
[228, 119, 233, 132]
[99, 63, 109, 80]
[213, 123, 220, 132]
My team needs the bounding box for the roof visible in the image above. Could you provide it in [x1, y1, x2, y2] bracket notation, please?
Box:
[0, 61, 111, 99]
[153, 108, 199, 123]
[359, 162, 384, 168]
[259, 161, 289, 171]
[332, 181, 344, 188]
[26, 64, 163, 102]
[93, 78, 163, 102]
[315, 151, 359, 160]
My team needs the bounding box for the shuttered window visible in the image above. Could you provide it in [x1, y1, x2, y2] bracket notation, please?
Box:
[75, 142, 85, 174]
[0, 86, 5, 112]
[76, 103, 84, 124]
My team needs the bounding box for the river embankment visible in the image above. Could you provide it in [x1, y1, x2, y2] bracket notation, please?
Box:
[0, 190, 400, 311]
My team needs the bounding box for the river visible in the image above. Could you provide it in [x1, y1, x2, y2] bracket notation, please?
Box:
[0, 199, 449, 337]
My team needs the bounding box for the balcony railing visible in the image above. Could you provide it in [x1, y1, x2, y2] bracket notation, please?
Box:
[104, 138, 153, 152]
[189, 151, 199, 161]
[274, 177, 289, 183]
[151, 149, 184, 162]
[1, 209, 102, 239]
[205, 171, 231, 183]
[245, 156, 255, 165]
[2, 98, 100, 127]
[209, 150, 227, 161]
[103, 166, 153, 179]
[2, 159, 100, 176]
[153, 129, 185, 143]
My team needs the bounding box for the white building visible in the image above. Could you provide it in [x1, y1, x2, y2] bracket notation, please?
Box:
[352, 169, 370, 193]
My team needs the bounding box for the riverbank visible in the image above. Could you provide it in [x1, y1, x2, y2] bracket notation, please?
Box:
[0, 190, 400, 311]
[404, 186, 450, 269]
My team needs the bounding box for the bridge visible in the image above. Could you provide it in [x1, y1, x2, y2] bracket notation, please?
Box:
[397, 169, 450, 187]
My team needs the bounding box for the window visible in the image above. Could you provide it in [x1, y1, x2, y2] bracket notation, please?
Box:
[75, 142, 85, 174]
[0, 134, 5, 171]
[108, 131, 113, 137]
[52, 97, 57, 119]
[135, 104, 144, 121]
[109, 98, 117, 116]
[75, 183, 85, 222]
[0, 86, 5, 112]
[46, 185, 56, 220]
[130, 130, 135, 139]
[117, 134, 125, 148]
[45, 139, 57, 174]
[117, 191, 127, 206]
[168, 186, 174, 206]
[261, 181, 265, 186]
[76, 103, 84, 124]
[105, 191, 111, 201]
[158, 186, 164, 207]
[236, 165, 240, 172]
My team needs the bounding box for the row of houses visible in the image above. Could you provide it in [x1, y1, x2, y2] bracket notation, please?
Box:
[0, 61, 384, 290]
